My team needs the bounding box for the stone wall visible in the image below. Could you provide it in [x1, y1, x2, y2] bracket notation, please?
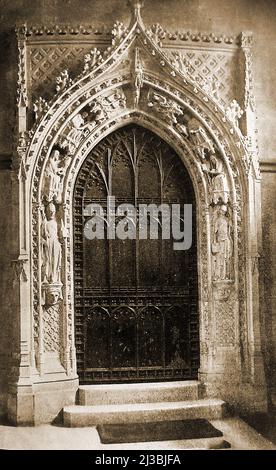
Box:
[0, 170, 12, 416]
[261, 171, 276, 405]
[0, 0, 275, 412]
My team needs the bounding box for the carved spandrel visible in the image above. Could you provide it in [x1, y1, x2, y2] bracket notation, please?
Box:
[166, 49, 239, 108]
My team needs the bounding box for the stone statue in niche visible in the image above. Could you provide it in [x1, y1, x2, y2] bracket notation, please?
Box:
[184, 115, 230, 203]
[209, 154, 230, 204]
[43, 148, 71, 203]
[147, 90, 183, 125]
[226, 99, 243, 128]
[212, 204, 233, 281]
[133, 48, 144, 107]
[41, 202, 62, 286]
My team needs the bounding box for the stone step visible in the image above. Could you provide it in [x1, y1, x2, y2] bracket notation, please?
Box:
[63, 398, 225, 427]
[78, 381, 201, 406]
[97, 436, 231, 450]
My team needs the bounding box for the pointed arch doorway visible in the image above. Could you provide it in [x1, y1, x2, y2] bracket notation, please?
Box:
[73, 124, 199, 383]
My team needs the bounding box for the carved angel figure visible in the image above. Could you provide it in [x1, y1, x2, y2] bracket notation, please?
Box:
[41, 202, 62, 285]
[148, 91, 183, 125]
[62, 112, 95, 153]
[212, 205, 233, 281]
[187, 117, 216, 161]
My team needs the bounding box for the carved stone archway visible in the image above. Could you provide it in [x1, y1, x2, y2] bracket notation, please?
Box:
[9, 0, 267, 424]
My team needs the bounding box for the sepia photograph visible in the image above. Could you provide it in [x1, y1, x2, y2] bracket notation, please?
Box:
[0, 0, 275, 457]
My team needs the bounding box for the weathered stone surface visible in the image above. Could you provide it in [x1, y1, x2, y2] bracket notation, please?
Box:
[63, 398, 226, 427]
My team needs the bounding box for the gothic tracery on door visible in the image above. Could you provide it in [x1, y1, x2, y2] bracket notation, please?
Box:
[73, 124, 199, 383]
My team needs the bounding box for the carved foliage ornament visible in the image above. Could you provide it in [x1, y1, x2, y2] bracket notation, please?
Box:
[12, 258, 28, 283]
[16, 24, 28, 108]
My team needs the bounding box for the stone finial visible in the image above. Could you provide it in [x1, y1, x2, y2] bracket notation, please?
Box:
[240, 31, 253, 49]
[127, 0, 145, 24]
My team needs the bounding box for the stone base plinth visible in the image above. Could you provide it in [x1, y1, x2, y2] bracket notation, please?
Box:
[7, 375, 79, 425]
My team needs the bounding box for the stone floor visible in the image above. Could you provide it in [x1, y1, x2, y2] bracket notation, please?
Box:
[0, 417, 275, 450]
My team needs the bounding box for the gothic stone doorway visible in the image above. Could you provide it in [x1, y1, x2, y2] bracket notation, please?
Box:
[73, 125, 199, 383]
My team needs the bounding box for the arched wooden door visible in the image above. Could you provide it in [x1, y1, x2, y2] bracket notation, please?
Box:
[73, 125, 199, 383]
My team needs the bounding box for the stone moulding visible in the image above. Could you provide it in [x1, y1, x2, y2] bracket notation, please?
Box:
[7, 0, 267, 425]
[24, 23, 240, 46]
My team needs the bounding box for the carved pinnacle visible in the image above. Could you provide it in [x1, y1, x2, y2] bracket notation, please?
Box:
[127, 0, 145, 25]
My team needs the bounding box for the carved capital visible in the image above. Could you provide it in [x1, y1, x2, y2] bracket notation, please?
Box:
[240, 31, 253, 49]
[12, 257, 28, 283]
[15, 24, 27, 41]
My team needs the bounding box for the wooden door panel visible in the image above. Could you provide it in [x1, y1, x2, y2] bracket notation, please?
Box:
[73, 124, 199, 383]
